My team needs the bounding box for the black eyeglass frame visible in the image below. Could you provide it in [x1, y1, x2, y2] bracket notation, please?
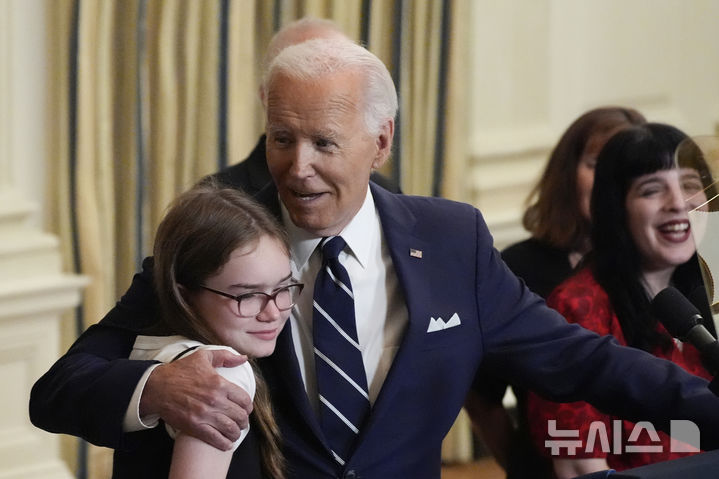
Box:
[199, 283, 304, 317]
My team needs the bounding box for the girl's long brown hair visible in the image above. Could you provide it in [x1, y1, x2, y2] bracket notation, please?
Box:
[153, 179, 286, 478]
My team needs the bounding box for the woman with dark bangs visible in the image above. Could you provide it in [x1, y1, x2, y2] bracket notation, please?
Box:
[527, 123, 714, 478]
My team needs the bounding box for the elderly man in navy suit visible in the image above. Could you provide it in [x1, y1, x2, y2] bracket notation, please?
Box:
[31, 36, 719, 478]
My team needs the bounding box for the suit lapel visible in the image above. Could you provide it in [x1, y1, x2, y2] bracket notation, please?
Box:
[351, 185, 434, 451]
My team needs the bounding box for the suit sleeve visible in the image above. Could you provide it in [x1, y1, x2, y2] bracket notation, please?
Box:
[29, 257, 160, 448]
[525, 275, 614, 459]
[469, 209, 719, 450]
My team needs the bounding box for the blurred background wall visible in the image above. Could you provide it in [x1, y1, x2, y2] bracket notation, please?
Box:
[467, 1, 719, 249]
[2, 0, 718, 477]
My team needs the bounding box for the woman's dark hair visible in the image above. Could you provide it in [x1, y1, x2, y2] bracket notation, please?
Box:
[590, 123, 706, 352]
[524, 106, 646, 250]
[153, 179, 287, 478]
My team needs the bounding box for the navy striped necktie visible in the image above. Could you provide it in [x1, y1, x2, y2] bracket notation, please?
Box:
[313, 236, 370, 467]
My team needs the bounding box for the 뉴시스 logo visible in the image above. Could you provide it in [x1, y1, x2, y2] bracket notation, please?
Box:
[545, 419, 700, 455]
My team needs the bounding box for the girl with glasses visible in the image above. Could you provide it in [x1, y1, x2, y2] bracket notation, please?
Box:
[114, 181, 299, 479]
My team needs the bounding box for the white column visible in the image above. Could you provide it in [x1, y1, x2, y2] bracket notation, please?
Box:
[0, 1, 87, 477]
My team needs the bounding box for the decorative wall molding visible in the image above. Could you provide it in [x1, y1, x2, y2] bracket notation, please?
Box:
[468, 126, 554, 249]
[1, 1, 87, 477]
[0, 192, 86, 479]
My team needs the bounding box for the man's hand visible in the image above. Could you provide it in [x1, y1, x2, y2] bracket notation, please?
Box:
[140, 349, 252, 450]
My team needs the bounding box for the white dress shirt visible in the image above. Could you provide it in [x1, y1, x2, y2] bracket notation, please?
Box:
[284, 187, 408, 412]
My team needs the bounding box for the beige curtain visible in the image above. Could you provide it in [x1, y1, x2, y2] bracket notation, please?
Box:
[145, 0, 222, 228]
[398, 1, 442, 196]
[441, 0, 470, 202]
[46, 0, 472, 476]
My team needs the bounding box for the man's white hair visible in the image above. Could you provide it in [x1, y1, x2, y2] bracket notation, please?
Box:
[263, 38, 398, 136]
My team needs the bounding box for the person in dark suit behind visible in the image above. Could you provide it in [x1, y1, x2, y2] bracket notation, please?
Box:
[30, 38, 719, 479]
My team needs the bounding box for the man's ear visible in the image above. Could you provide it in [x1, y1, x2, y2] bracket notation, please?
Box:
[371, 118, 395, 170]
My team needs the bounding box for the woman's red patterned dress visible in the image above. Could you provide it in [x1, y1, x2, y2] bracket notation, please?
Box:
[526, 267, 711, 471]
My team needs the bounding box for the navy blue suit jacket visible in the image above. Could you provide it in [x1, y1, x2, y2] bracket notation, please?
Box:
[31, 179, 719, 478]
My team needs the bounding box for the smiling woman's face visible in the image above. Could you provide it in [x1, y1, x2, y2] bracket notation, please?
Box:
[625, 168, 706, 274]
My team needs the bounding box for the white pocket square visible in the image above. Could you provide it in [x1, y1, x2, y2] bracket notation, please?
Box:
[426, 313, 461, 333]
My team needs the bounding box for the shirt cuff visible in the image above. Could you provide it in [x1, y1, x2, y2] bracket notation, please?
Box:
[123, 362, 162, 432]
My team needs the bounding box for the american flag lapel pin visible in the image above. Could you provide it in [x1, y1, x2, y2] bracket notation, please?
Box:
[410, 248, 423, 258]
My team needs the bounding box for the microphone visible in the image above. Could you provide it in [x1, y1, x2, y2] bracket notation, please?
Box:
[651, 286, 719, 384]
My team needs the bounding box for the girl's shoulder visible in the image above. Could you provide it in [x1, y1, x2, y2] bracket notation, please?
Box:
[130, 335, 255, 395]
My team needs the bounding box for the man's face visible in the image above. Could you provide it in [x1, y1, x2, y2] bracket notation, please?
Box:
[265, 70, 392, 237]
